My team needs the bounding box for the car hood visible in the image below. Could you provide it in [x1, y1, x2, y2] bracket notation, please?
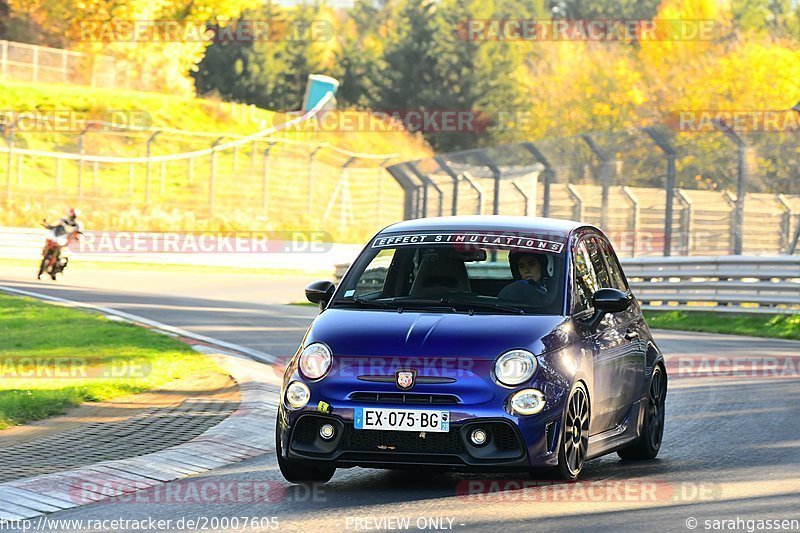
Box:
[304, 308, 568, 359]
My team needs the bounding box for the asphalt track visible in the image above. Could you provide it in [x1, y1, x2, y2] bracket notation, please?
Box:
[2, 264, 800, 533]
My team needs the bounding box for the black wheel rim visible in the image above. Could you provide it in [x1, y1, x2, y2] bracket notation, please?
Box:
[647, 369, 666, 449]
[564, 387, 589, 476]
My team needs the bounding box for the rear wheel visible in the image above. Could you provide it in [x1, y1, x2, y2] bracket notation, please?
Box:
[275, 423, 335, 484]
[555, 383, 590, 481]
[618, 365, 666, 460]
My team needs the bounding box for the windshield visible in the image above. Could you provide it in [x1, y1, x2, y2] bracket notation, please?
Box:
[332, 232, 567, 315]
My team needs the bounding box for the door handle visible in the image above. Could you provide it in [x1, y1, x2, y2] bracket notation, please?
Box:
[624, 330, 639, 341]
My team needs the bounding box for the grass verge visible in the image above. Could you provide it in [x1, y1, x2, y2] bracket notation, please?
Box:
[0, 293, 224, 429]
[644, 310, 800, 341]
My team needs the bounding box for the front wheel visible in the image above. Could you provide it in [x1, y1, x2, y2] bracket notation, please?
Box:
[38, 250, 54, 279]
[275, 424, 335, 484]
[618, 365, 667, 460]
[554, 383, 590, 481]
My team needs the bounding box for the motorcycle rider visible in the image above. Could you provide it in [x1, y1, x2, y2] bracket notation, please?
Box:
[38, 208, 83, 279]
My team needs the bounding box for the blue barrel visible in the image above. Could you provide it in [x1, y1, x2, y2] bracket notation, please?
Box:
[303, 75, 340, 112]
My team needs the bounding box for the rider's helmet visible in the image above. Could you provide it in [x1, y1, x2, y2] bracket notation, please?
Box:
[68, 207, 81, 221]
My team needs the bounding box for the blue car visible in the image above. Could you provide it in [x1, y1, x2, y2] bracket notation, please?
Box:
[276, 216, 667, 482]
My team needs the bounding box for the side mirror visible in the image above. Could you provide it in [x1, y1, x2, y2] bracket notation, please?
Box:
[305, 280, 335, 308]
[584, 288, 632, 331]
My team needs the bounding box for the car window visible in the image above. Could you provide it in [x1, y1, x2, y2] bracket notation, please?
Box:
[573, 240, 599, 313]
[333, 235, 568, 315]
[598, 238, 629, 291]
[352, 249, 395, 298]
[586, 237, 611, 288]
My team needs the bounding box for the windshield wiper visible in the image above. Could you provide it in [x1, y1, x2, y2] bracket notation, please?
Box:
[331, 297, 390, 309]
[460, 301, 526, 315]
[389, 297, 461, 313]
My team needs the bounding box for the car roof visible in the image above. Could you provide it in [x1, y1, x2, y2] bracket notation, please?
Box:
[378, 215, 595, 237]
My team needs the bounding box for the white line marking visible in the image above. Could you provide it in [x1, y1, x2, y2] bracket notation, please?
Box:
[0, 285, 279, 364]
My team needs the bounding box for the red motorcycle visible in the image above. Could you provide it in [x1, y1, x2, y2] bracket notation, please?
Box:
[38, 221, 81, 280]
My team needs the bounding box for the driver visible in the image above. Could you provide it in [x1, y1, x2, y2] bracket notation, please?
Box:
[498, 251, 550, 302]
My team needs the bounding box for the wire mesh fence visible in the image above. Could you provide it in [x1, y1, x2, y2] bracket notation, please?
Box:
[387, 126, 800, 257]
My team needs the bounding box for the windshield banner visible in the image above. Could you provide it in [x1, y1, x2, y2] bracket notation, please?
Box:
[371, 232, 565, 253]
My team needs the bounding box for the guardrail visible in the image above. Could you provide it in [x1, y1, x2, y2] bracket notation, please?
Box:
[334, 256, 800, 314]
[624, 256, 800, 314]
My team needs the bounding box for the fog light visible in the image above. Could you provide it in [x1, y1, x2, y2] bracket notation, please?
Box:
[285, 381, 310, 409]
[319, 423, 335, 440]
[510, 388, 546, 415]
[470, 428, 488, 446]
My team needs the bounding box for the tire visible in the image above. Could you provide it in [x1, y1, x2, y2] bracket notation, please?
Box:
[554, 383, 590, 481]
[275, 423, 335, 484]
[38, 251, 53, 279]
[618, 365, 667, 460]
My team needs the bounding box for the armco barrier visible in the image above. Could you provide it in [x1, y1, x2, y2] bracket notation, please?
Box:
[334, 256, 800, 314]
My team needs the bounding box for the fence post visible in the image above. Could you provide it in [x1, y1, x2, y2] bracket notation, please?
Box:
[621, 186, 639, 257]
[511, 181, 529, 216]
[715, 119, 748, 255]
[643, 127, 677, 256]
[209, 137, 223, 214]
[477, 152, 502, 215]
[777, 194, 793, 253]
[384, 163, 419, 220]
[262, 142, 275, 213]
[676, 189, 693, 255]
[160, 161, 166, 194]
[16, 154, 22, 185]
[581, 134, 614, 230]
[232, 145, 239, 173]
[722, 191, 737, 254]
[566, 183, 583, 221]
[461, 171, 484, 215]
[407, 161, 443, 217]
[307, 145, 323, 212]
[521, 142, 553, 217]
[433, 155, 460, 215]
[145, 131, 161, 204]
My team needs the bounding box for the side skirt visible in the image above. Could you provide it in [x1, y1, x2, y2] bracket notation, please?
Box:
[586, 400, 643, 460]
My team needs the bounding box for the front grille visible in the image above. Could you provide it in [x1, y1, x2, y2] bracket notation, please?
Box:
[343, 426, 467, 454]
[349, 392, 460, 405]
[490, 423, 520, 451]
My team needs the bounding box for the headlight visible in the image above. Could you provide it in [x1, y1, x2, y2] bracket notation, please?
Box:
[298, 343, 332, 380]
[510, 388, 546, 415]
[285, 381, 310, 409]
[494, 349, 538, 387]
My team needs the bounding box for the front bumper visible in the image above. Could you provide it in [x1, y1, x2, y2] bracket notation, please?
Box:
[278, 404, 563, 471]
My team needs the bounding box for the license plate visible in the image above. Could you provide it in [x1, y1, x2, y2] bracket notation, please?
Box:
[354, 407, 450, 432]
